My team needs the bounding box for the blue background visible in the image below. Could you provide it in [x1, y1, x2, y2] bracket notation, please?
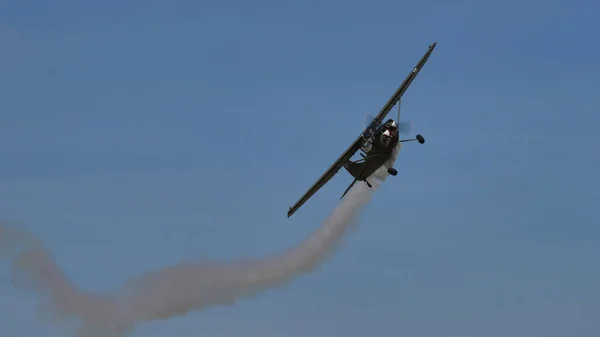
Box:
[1, 0, 599, 336]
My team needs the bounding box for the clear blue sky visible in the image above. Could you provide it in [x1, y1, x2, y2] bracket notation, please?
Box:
[1, 0, 599, 336]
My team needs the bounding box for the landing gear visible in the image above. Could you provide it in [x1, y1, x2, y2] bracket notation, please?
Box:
[400, 133, 425, 144]
[387, 168, 398, 176]
[416, 134, 425, 144]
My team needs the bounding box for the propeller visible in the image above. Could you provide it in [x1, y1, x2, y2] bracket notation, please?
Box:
[362, 112, 412, 134]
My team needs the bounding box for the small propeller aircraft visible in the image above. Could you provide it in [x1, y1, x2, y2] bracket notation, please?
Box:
[287, 42, 437, 218]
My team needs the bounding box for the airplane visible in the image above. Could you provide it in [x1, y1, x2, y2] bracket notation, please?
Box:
[287, 42, 437, 218]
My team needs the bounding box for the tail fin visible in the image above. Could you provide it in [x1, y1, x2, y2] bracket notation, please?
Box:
[344, 162, 363, 178]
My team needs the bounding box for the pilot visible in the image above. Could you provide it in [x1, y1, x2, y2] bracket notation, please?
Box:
[380, 129, 392, 146]
[387, 120, 399, 138]
[380, 121, 399, 147]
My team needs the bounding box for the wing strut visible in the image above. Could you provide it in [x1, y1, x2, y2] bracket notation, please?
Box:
[397, 98, 401, 124]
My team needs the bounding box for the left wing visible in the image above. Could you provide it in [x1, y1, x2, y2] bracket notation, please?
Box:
[287, 136, 363, 217]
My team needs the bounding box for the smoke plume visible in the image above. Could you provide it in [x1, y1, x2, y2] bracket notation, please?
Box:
[0, 145, 401, 337]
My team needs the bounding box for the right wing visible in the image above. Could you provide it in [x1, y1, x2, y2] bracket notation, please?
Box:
[286, 42, 437, 218]
[287, 137, 363, 217]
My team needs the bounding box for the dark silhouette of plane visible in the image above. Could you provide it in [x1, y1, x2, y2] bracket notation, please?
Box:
[287, 42, 437, 218]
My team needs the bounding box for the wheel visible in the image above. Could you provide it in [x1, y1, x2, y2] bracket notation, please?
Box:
[416, 134, 425, 144]
[387, 167, 398, 176]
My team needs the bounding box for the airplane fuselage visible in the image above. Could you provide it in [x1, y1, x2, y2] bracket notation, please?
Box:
[344, 118, 399, 181]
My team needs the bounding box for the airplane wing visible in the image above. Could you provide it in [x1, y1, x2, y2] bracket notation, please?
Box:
[286, 42, 437, 218]
[372, 42, 437, 124]
[287, 137, 363, 217]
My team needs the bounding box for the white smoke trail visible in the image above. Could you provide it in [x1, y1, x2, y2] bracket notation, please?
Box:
[0, 145, 401, 337]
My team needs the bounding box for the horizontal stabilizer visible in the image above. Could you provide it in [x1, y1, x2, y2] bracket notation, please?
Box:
[340, 178, 359, 200]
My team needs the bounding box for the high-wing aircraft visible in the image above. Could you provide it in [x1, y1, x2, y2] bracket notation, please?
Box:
[287, 42, 437, 218]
